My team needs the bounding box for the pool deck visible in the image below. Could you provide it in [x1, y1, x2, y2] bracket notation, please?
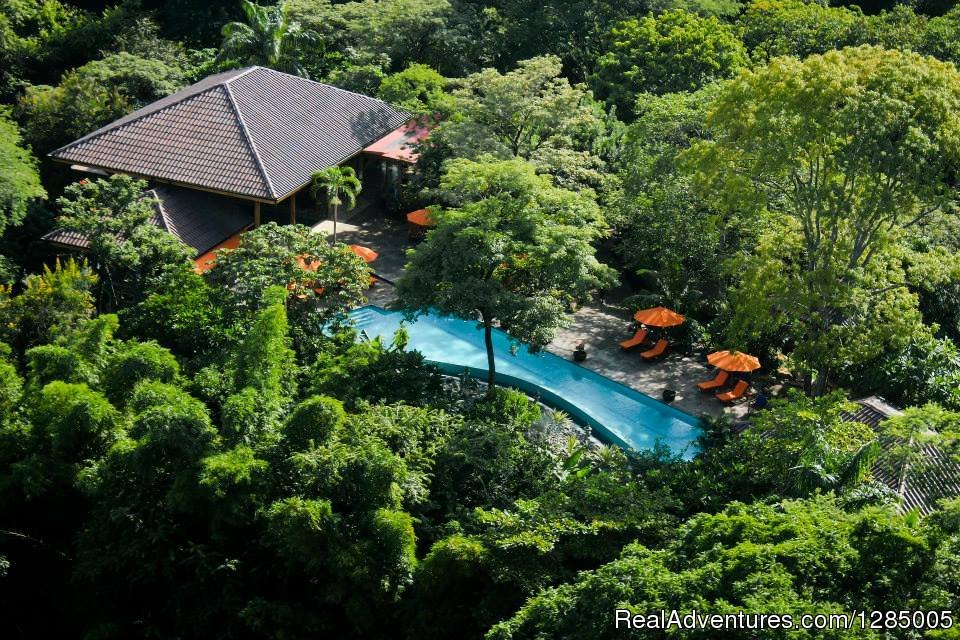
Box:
[317, 207, 750, 421]
[547, 305, 750, 420]
[313, 206, 409, 307]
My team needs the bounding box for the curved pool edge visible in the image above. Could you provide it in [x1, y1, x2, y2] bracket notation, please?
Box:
[431, 361, 636, 450]
[351, 305, 703, 459]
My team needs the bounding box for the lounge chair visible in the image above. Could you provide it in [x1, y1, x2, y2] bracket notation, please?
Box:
[716, 380, 749, 403]
[619, 328, 648, 350]
[641, 339, 668, 361]
[697, 369, 729, 392]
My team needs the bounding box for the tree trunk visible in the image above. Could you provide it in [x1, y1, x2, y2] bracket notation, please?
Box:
[483, 313, 496, 397]
[812, 370, 830, 397]
[332, 203, 338, 244]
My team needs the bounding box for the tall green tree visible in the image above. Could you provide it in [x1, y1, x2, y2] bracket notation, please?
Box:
[0, 107, 45, 237]
[736, 0, 867, 60]
[422, 56, 614, 194]
[685, 46, 960, 392]
[0, 0, 88, 99]
[310, 165, 361, 243]
[490, 496, 942, 640]
[221, 286, 296, 447]
[615, 87, 747, 317]
[592, 10, 747, 119]
[378, 63, 454, 116]
[205, 222, 369, 359]
[54, 175, 193, 311]
[397, 158, 615, 394]
[218, 0, 318, 76]
[0, 258, 96, 355]
[699, 390, 881, 500]
[478, 0, 648, 80]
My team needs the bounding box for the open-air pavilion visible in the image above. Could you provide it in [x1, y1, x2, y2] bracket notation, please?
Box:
[41, 64, 761, 440]
[44, 65, 429, 270]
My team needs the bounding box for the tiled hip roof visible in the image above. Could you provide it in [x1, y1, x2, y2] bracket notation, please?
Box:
[43, 185, 252, 256]
[50, 66, 410, 202]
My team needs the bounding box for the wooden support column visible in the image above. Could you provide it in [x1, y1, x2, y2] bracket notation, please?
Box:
[254, 201, 261, 228]
[289, 196, 296, 225]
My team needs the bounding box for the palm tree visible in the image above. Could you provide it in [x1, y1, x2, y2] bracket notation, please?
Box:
[310, 166, 361, 243]
[218, 0, 317, 76]
[789, 434, 881, 496]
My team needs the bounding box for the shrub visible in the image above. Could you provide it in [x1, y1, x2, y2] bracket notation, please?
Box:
[26, 344, 92, 387]
[31, 381, 123, 461]
[282, 395, 346, 451]
[221, 386, 284, 448]
[103, 341, 180, 405]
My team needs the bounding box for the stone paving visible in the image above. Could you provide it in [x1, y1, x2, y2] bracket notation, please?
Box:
[315, 207, 752, 421]
[312, 205, 411, 307]
[547, 304, 751, 420]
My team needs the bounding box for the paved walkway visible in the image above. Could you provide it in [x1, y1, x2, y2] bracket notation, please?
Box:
[314, 208, 750, 420]
[312, 206, 411, 307]
[547, 304, 750, 420]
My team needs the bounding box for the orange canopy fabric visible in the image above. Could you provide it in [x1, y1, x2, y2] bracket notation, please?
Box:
[296, 254, 322, 272]
[193, 232, 243, 274]
[349, 244, 379, 263]
[633, 306, 686, 328]
[292, 255, 326, 297]
[707, 350, 761, 372]
[406, 208, 434, 227]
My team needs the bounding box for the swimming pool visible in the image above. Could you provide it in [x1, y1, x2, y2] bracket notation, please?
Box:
[349, 306, 702, 459]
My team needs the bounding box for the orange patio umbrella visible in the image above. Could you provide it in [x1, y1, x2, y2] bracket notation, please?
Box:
[406, 208, 434, 227]
[296, 254, 321, 272]
[633, 306, 686, 328]
[292, 255, 326, 297]
[707, 350, 761, 372]
[349, 244, 379, 263]
[193, 231, 243, 274]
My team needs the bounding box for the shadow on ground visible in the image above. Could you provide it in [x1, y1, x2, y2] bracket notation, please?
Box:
[318, 208, 750, 420]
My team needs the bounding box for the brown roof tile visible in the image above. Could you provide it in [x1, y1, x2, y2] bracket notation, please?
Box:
[43, 185, 251, 256]
[842, 397, 960, 516]
[51, 67, 409, 201]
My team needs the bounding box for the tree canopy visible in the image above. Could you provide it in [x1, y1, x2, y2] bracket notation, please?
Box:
[0, 107, 44, 237]
[593, 10, 747, 119]
[398, 157, 615, 390]
[218, 0, 318, 76]
[685, 46, 960, 391]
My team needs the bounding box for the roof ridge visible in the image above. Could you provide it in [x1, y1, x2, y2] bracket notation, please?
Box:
[238, 65, 406, 113]
[222, 81, 278, 199]
[148, 187, 176, 236]
[223, 65, 261, 85]
[50, 68, 255, 157]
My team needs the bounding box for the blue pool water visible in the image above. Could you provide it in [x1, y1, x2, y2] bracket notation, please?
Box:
[350, 306, 702, 459]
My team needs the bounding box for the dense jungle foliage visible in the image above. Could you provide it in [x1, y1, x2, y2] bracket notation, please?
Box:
[3, 0, 960, 637]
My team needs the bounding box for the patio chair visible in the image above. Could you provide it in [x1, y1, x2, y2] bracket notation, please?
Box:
[697, 369, 729, 392]
[640, 338, 668, 361]
[619, 328, 648, 350]
[716, 379, 749, 403]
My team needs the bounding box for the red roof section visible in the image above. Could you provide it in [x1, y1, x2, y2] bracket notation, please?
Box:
[363, 119, 431, 163]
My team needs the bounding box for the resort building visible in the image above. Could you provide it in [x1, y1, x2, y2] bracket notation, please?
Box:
[845, 397, 960, 515]
[45, 66, 428, 268]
